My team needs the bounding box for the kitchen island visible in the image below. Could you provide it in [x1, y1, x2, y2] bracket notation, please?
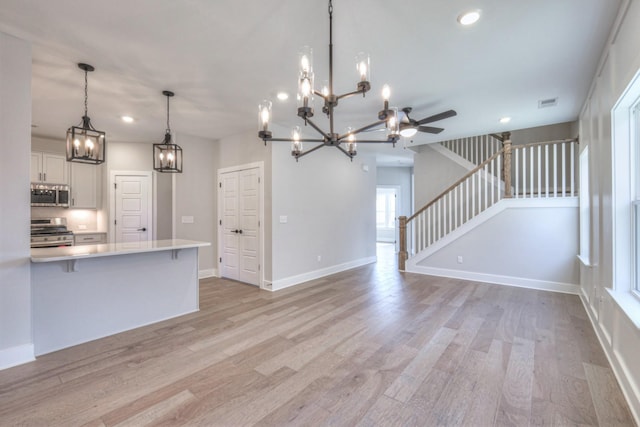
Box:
[31, 239, 210, 356]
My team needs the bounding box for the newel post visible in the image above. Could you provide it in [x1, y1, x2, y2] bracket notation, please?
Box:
[398, 215, 408, 271]
[502, 132, 513, 198]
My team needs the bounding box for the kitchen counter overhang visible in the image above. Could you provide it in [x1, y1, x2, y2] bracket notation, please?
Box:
[30, 239, 211, 356]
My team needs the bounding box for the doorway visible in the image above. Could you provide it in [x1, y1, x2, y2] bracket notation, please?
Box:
[109, 171, 153, 244]
[376, 185, 400, 251]
[217, 162, 264, 287]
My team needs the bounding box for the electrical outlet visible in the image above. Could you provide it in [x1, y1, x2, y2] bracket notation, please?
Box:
[457, 255, 463, 264]
[317, 255, 322, 262]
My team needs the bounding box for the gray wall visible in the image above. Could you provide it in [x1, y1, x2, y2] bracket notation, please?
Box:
[510, 121, 577, 145]
[173, 133, 216, 273]
[271, 142, 377, 283]
[0, 32, 32, 368]
[413, 144, 468, 208]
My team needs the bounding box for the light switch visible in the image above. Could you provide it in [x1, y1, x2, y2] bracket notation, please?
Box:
[182, 216, 194, 224]
[279, 215, 288, 224]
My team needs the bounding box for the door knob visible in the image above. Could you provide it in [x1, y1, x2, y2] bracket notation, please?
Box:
[138, 227, 147, 232]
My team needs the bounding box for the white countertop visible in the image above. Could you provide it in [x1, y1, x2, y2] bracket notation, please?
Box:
[31, 239, 210, 262]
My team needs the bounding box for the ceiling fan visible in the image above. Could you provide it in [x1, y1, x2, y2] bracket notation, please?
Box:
[399, 107, 457, 137]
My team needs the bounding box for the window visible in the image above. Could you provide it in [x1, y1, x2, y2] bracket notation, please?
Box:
[579, 146, 590, 264]
[376, 187, 396, 229]
[634, 106, 640, 295]
[634, 201, 640, 294]
[611, 73, 640, 310]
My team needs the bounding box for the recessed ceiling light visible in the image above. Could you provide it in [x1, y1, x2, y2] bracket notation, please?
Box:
[499, 117, 511, 124]
[276, 92, 289, 101]
[121, 115, 135, 123]
[458, 10, 481, 26]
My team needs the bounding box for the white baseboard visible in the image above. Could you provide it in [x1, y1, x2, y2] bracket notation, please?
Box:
[0, 343, 35, 371]
[198, 268, 217, 279]
[270, 256, 377, 292]
[407, 265, 580, 295]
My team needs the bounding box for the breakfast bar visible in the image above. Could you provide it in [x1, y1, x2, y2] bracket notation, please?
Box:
[31, 239, 210, 356]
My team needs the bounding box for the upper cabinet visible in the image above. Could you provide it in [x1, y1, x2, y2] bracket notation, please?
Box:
[31, 152, 68, 184]
[70, 162, 101, 209]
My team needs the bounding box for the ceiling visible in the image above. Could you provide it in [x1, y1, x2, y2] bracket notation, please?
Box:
[0, 0, 621, 166]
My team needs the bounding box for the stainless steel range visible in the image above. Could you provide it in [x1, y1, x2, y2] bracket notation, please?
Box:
[31, 217, 74, 248]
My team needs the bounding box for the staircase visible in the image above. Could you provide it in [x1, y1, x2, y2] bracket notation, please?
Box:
[399, 132, 579, 270]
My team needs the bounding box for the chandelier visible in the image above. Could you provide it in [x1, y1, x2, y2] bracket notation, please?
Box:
[153, 90, 183, 173]
[66, 63, 106, 164]
[258, 0, 400, 161]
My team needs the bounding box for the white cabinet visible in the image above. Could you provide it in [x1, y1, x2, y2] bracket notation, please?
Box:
[31, 152, 68, 184]
[70, 162, 100, 209]
[74, 232, 106, 246]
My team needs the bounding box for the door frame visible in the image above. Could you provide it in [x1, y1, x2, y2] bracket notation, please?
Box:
[217, 161, 265, 289]
[109, 170, 154, 244]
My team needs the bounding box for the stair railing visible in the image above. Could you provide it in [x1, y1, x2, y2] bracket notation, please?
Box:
[439, 134, 503, 165]
[398, 137, 579, 270]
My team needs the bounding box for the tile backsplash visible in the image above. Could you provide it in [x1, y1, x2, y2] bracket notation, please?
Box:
[31, 207, 98, 231]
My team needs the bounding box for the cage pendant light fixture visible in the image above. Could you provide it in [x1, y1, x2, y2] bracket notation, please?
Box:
[258, 0, 400, 161]
[66, 63, 106, 164]
[153, 90, 183, 173]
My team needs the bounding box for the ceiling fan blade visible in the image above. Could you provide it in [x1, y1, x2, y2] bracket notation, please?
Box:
[417, 109, 457, 125]
[417, 126, 444, 134]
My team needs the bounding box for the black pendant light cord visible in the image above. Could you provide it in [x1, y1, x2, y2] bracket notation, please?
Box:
[84, 68, 89, 118]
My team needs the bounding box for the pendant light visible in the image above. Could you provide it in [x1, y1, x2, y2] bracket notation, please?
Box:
[153, 90, 183, 173]
[66, 63, 106, 164]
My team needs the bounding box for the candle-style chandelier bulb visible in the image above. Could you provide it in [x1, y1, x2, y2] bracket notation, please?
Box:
[388, 107, 400, 138]
[291, 126, 303, 158]
[345, 127, 357, 156]
[258, 100, 272, 139]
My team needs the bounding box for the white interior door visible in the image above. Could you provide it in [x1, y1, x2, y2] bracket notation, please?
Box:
[239, 168, 260, 284]
[114, 174, 151, 243]
[219, 166, 261, 286]
[221, 172, 240, 280]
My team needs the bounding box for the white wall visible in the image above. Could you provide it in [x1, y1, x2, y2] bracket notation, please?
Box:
[0, 32, 34, 369]
[271, 142, 377, 289]
[173, 133, 217, 275]
[578, 0, 640, 421]
[414, 200, 579, 292]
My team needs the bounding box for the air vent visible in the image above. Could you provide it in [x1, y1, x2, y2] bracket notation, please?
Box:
[538, 97, 558, 108]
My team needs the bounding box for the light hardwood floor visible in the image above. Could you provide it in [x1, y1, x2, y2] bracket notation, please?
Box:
[0, 245, 635, 426]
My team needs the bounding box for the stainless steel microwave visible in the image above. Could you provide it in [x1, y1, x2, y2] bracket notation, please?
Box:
[30, 183, 70, 207]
